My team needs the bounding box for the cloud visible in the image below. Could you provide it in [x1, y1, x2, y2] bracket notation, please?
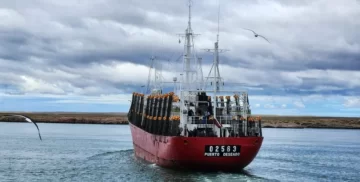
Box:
[293, 101, 305, 108]
[343, 97, 360, 108]
[0, 0, 359, 116]
[264, 104, 275, 109]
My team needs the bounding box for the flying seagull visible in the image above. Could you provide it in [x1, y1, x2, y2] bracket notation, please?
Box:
[2, 114, 42, 141]
[242, 28, 270, 43]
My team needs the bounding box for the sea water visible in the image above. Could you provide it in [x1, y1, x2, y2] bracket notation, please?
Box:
[0, 122, 359, 182]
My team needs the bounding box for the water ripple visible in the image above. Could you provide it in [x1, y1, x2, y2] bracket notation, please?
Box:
[1, 123, 360, 182]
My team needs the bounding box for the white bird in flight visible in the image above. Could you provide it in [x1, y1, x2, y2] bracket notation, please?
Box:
[3, 114, 42, 141]
[242, 28, 270, 44]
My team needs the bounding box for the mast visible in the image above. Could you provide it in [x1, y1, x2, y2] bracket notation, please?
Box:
[213, 41, 219, 118]
[204, 1, 228, 118]
[145, 56, 163, 94]
[197, 57, 204, 89]
[184, 0, 192, 90]
[178, 0, 200, 136]
[145, 56, 155, 94]
[179, 0, 200, 90]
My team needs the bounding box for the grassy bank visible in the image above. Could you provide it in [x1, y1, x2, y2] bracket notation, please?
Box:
[0, 112, 359, 129]
[260, 115, 360, 129]
[0, 112, 128, 125]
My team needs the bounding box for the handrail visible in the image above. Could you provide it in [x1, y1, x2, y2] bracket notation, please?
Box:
[187, 115, 241, 125]
[185, 116, 262, 137]
[216, 116, 233, 124]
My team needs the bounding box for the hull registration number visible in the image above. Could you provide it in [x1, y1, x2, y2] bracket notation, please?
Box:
[204, 145, 241, 157]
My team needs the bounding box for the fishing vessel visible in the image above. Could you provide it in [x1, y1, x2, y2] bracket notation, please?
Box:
[128, 1, 263, 171]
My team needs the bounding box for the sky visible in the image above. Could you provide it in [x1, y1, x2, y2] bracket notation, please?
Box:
[0, 0, 359, 116]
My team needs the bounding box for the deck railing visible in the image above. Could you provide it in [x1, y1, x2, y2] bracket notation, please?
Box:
[186, 116, 262, 137]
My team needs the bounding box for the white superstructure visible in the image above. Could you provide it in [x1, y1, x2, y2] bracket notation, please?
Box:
[143, 0, 261, 138]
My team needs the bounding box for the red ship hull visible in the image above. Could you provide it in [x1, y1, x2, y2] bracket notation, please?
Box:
[130, 123, 263, 171]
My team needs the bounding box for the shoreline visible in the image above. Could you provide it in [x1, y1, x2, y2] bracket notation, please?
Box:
[261, 126, 360, 130]
[1, 112, 359, 129]
[2, 121, 360, 130]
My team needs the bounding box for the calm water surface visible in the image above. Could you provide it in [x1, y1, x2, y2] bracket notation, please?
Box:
[0, 122, 359, 182]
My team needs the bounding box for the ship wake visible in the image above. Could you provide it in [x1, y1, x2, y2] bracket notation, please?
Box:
[87, 149, 133, 160]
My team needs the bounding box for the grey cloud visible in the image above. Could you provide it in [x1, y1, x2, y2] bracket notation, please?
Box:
[0, 0, 359, 98]
[305, 52, 360, 71]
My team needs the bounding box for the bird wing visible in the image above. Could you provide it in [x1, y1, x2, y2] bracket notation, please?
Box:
[22, 115, 43, 141]
[31, 121, 42, 141]
[258, 35, 271, 43]
[242, 28, 257, 35]
[2, 114, 42, 141]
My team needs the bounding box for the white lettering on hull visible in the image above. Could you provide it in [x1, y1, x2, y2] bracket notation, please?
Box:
[204, 145, 241, 157]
